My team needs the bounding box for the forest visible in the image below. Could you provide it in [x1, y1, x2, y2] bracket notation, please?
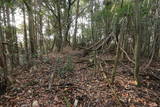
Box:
[0, 0, 160, 106]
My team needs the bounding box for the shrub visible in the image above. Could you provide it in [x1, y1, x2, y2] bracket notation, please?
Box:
[55, 56, 74, 78]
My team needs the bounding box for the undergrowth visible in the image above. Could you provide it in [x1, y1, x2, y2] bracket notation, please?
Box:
[55, 56, 74, 78]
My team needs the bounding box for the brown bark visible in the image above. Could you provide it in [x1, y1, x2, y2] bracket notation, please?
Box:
[22, 5, 29, 63]
[72, 0, 80, 50]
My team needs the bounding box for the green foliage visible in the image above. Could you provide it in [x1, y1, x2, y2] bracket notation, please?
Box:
[0, 1, 3, 7]
[63, 96, 71, 107]
[42, 56, 51, 64]
[32, 53, 38, 58]
[55, 56, 74, 78]
[39, 10, 45, 16]
[45, 27, 53, 37]
[82, 27, 92, 42]
[102, 4, 113, 18]
[140, 0, 151, 17]
[141, 6, 150, 17]
[115, 2, 133, 17]
[0, 0, 16, 8]
[55, 57, 62, 65]
[63, 56, 74, 72]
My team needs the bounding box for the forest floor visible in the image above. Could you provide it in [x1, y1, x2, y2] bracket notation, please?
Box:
[0, 47, 160, 107]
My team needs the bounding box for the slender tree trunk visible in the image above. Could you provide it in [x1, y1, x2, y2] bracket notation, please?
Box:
[25, 0, 37, 57]
[154, 1, 160, 58]
[56, 1, 63, 52]
[72, 0, 80, 50]
[11, 8, 19, 66]
[39, 13, 45, 54]
[154, 25, 160, 58]
[28, 11, 36, 57]
[34, 0, 38, 55]
[38, 2, 45, 55]
[64, 1, 72, 46]
[1, 4, 9, 79]
[22, 5, 29, 63]
[0, 7, 7, 75]
[5, 4, 12, 71]
[47, 18, 51, 52]
[111, 39, 121, 83]
[111, 23, 122, 83]
[134, 0, 141, 86]
[90, 0, 95, 42]
[0, 7, 3, 43]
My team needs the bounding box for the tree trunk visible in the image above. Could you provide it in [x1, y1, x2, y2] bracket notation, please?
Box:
[111, 21, 122, 83]
[11, 8, 19, 66]
[22, 5, 29, 63]
[56, 0, 63, 52]
[134, 0, 141, 86]
[90, 0, 95, 42]
[25, 0, 37, 57]
[38, 2, 45, 55]
[72, 0, 80, 50]
[5, 4, 12, 71]
[63, 0, 72, 46]
[28, 11, 36, 57]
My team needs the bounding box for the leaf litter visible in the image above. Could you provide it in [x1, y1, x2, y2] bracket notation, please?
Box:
[0, 50, 160, 107]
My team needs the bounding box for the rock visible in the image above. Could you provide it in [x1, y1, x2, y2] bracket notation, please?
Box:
[74, 99, 78, 107]
[32, 100, 40, 107]
[21, 104, 29, 107]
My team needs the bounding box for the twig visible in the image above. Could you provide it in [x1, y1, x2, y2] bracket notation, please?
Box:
[120, 62, 133, 71]
[120, 47, 135, 64]
[110, 86, 124, 107]
[141, 48, 155, 72]
[77, 64, 94, 71]
[48, 72, 55, 90]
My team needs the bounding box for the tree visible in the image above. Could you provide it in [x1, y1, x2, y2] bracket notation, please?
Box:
[134, 0, 141, 86]
[24, 0, 37, 57]
[72, 0, 80, 49]
[22, 4, 29, 63]
[63, 0, 76, 46]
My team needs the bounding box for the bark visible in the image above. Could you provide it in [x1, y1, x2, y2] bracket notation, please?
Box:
[28, 11, 36, 56]
[0, 5, 9, 80]
[56, 0, 63, 52]
[22, 5, 29, 63]
[25, 0, 37, 57]
[34, 0, 38, 53]
[38, 2, 45, 54]
[63, 0, 72, 46]
[0, 7, 3, 42]
[0, 7, 5, 72]
[11, 8, 19, 66]
[72, 0, 80, 50]
[90, 0, 95, 42]
[111, 38, 121, 83]
[134, 0, 141, 86]
[111, 22, 122, 83]
[5, 4, 12, 71]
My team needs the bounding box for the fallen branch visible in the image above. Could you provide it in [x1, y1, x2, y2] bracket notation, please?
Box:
[120, 62, 160, 81]
[77, 63, 94, 71]
[74, 59, 90, 63]
[110, 86, 124, 107]
[82, 34, 114, 56]
[149, 71, 160, 80]
[48, 72, 55, 90]
[120, 47, 135, 64]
